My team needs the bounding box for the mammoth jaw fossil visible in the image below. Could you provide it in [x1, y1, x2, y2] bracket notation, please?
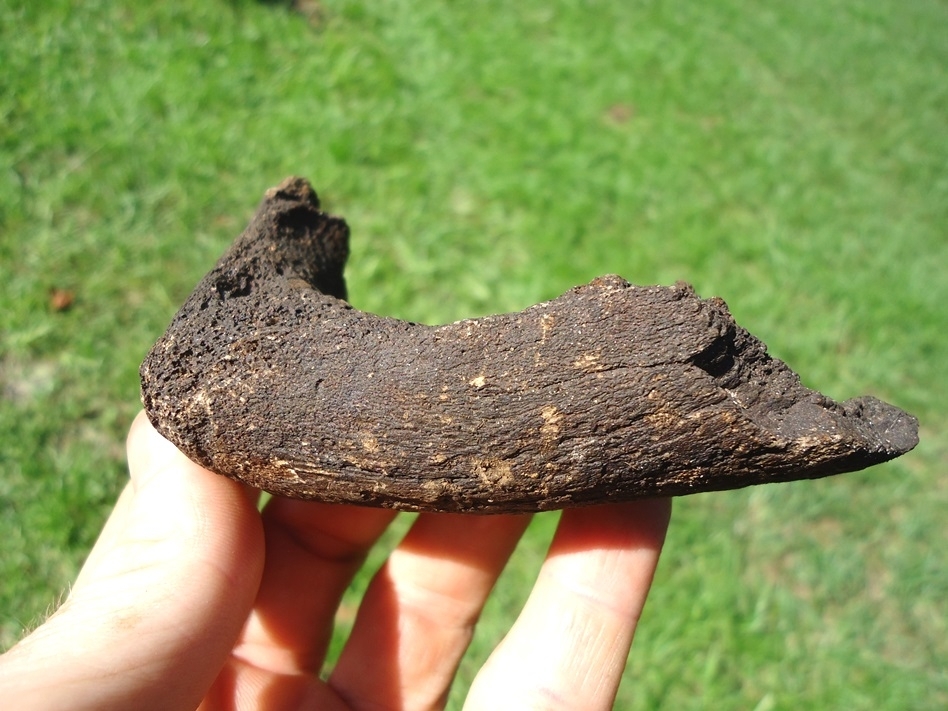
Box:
[140, 177, 919, 513]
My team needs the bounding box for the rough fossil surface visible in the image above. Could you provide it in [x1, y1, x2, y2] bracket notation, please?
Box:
[140, 177, 919, 513]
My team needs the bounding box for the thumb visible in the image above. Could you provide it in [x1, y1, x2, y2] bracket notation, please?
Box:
[0, 411, 264, 711]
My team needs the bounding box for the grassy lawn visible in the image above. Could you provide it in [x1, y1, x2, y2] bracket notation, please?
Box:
[2, 0, 945, 707]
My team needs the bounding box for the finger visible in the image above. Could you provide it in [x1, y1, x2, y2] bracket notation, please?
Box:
[231, 497, 398, 677]
[464, 499, 672, 711]
[328, 512, 531, 709]
[0, 412, 265, 711]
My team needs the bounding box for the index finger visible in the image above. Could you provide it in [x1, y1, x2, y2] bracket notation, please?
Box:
[231, 498, 397, 676]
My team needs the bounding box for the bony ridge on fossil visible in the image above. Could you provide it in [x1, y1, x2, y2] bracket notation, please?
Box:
[140, 177, 919, 513]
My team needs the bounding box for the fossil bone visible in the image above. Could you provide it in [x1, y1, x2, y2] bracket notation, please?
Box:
[140, 177, 919, 513]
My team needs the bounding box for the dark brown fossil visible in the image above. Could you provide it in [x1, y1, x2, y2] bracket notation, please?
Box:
[140, 177, 919, 513]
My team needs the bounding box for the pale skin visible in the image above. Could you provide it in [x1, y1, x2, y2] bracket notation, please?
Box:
[0, 412, 671, 710]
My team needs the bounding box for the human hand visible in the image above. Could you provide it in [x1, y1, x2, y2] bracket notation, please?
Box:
[0, 411, 671, 710]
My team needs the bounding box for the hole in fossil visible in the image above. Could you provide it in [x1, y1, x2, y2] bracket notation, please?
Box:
[690, 333, 736, 379]
[215, 269, 255, 300]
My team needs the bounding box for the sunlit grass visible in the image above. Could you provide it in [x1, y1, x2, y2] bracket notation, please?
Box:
[2, 0, 945, 707]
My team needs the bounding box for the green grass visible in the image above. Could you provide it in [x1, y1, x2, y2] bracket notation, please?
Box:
[2, 0, 946, 707]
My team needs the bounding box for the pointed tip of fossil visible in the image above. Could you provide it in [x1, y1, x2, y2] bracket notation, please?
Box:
[775, 394, 920, 480]
[265, 176, 320, 208]
[841, 395, 920, 457]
